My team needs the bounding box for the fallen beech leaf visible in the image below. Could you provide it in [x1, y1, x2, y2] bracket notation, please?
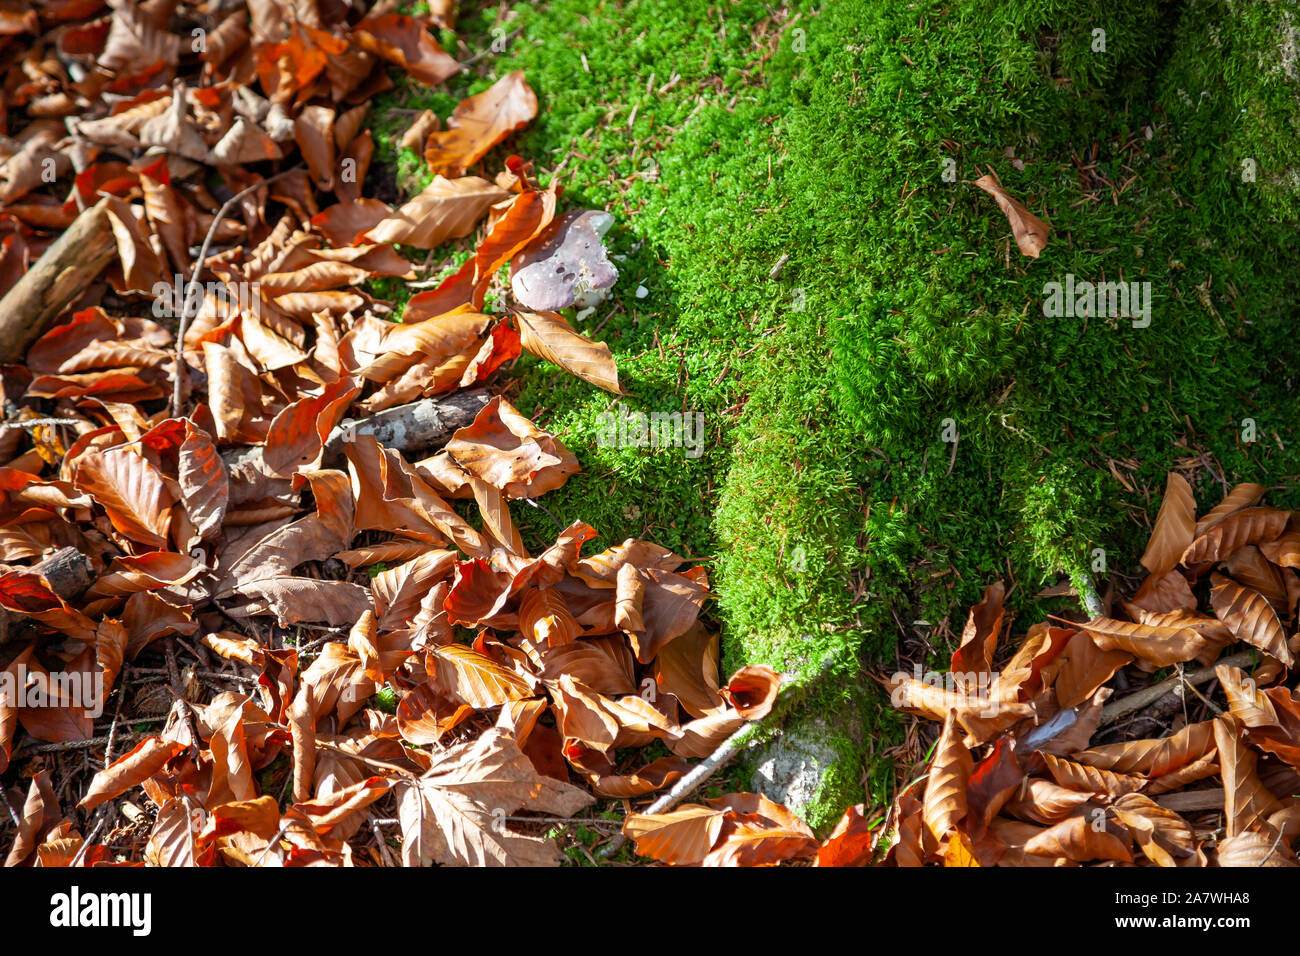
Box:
[262, 377, 361, 477]
[1216, 830, 1300, 867]
[943, 831, 981, 867]
[1127, 567, 1198, 616]
[513, 309, 622, 394]
[74, 447, 174, 548]
[950, 580, 1005, 677]
[966, 736, 1023, 834]
[1217, 665, 1300, 767]
[79, 736, 185, 811]
[815, 804, 878, 867]
[1050, 629, 1133, 709]
[4, 769, 59, 867]
[444, 395, 578, 499]
[238, 577, 373, 627]
[702, 810, 818, 867]
[397, 727, 593, 866]
[653, 621, 724, 718]
[364, 175, 509, 249]
[1022, 814, 1132, 863]
[972, 174, 1050, 258]
[1181, 507, 1290, 565]
[1079, 615, 1207, 668]
[540, 640, 636, 697]
[0, 570, 97, 643]
[1039, 753, 1146, 797]
[1196, 482, 1267, 536]
[1213, 715, 1283, 837]
[404, 181, 557, 317]
[1223, 545, 1290, 614]
[1111, 792, 1198, 867]
[427, 643, 536, 708]
[721, 664, 780, 720]
[354, 14, 461, 87]
[887, 672, 1035, 743]
[1070, 721, 1217, 777]
[1260, 530, 1300, 569]
[397, 684, 472, 746]
[423, 71, 538, 177]
[1210, 572, 1293, 667]
[622, 804, 726, 866]
[922, 711, 973, 848]
[144, 798, 201, 868]
[1139, 472, 1196, 577]
[1003, 778, 1094, 825]
[177, 422, 228, 541]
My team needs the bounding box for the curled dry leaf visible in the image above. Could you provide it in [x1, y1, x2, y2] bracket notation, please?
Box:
[1181, 507, 1290, 565]
[1213, 715, 1283, 838]
[513, 309, 622, 395]
[815, 804, 878, 867]
[1111, 793, 1199, 867]
[622, 804, 725, 866]
[922, 711, 973, 848]
[721, 664, 780, 720]
[972, 174, 1050, 258]
[1139, 472, 1196, 577]
[79, 736, 185, 811]
[950, 580, 1005, 677]
[364, 175, 509, 249]
[444, 395, 578, 499]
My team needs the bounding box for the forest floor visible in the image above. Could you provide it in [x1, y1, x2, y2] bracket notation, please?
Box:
[375, 0, 1300, 829]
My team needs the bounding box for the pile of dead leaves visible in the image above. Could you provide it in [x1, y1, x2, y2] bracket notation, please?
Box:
[834, 475, 1300, 866]
[0, 0, 790, 867]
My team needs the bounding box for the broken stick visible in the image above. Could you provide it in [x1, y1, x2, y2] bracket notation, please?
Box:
[220, 387, 492, 474]
[0, 199, 115, 362]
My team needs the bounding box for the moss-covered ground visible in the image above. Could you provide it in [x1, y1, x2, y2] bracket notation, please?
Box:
[373, 0, 1300, 830]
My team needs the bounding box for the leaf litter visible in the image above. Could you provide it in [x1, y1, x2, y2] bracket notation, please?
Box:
[0, 0, 793, 868]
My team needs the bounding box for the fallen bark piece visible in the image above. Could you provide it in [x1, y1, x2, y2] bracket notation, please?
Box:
[221, 388, 492, 473]
[0, 199, 115, 362]
[0, 547, 98, 645]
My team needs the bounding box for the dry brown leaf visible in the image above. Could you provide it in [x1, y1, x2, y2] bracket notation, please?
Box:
[622, 804, 726, 866]
[950, 580, 1005, 677]
[1182, 507, 1290, 565]
[364, 175, 509, 249]
[423, 71, 538, 177]
[513, 309, 622, 394]
[397, 727, 593, 866]
[1210, 572, 1294, 667]
[427, 643, 536, 708]
[1079, 615, 1208, 668]
[1214, 715, 1284, 837]
[1139, 472, 1196, 577]
[922, 711, 973, 848]
[972, 174, 1050, 258]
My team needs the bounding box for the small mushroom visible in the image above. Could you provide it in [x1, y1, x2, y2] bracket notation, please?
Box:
[510, 209, 618, 312]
